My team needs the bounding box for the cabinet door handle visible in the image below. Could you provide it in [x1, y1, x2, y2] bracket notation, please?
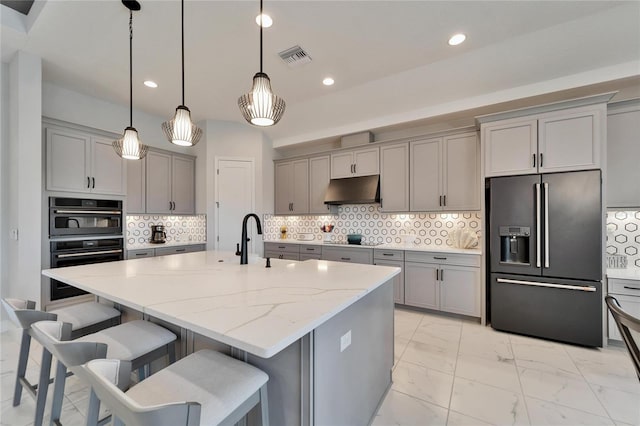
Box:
[540, 153, 544, 168]
[354, 164, 356, 174]
[92, 177, 95, 189]
[87, 177, 91, 188]
[341, 257, 351, 261]
[278, 246, 286, 249]
[443, 195, 446, 206]
[169, 201, 172, 210]
[383, 253, 393, 256]
[306, 248, 314, 251]
[176, 248, 186, 252]
[440, 269, 444, 281]
[435, 269, 439, 281]
[433, 256, 447, 260]
[439, 195, 442, 206]
[173, 201, 176, 210]
[623, 286, 640, 291]
[135, 253, 148, 256]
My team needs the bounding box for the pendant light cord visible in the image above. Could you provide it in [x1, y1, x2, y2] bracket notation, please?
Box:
[129, 10, 133, 127]
[259, 0, 263, 73]
[181, 0, 185, 105]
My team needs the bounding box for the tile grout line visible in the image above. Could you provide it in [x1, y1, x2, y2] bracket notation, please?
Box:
[510, 334, 533, 425]
[562, 344, 621, 424]
[444, 317, 464, 425]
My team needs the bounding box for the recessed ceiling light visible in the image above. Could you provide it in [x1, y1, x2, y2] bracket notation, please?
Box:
[322, 77, 335, 86]
[143, 80, 158, 88]
[255, 13, 272, 28]
[448, 33, 466, 46]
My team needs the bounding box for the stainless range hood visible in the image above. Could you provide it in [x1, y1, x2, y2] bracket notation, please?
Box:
[324, 175, 380, 205]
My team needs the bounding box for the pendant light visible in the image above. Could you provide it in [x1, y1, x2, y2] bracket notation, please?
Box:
[162, 0, 202, 146]
[113, 0, 149, 160]
[238, 0, 285, 126]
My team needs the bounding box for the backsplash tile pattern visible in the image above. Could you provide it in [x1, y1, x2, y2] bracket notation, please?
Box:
[606, 210, 640, 268]
[126, 215, 206, 246]
[263, 205, 482, 246]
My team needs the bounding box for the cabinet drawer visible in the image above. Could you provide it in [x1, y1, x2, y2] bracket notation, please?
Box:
[299, 245, 322, 255]
[155, 246, 191, 256]
[322, 247, 373, 264]
[608, 278, 640, 297]
[264, 242, 300, 253]
[374, 249, 404, 261]
[184, 244, 206, 253]
[405, 251, 480, 267]
[127, 249, 155, 259]
[265, 251, 299, 261]
[299, 253, 321, 261]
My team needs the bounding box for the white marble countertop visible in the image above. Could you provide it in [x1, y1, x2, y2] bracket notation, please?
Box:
[607, 268, 640, 281]
[127, 241, 206, 250]
[42, 250, 399, 358]
[264, 239, 481, 255]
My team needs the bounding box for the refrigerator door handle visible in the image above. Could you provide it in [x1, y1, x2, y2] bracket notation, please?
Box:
[535, 183, 541, 268]
[496, 278, 596, 292]
[544, 182, 550, 268]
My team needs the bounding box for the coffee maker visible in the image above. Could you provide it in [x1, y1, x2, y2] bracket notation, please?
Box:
[150, 225, 166, 244]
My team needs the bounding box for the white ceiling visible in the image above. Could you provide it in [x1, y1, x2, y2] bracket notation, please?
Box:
[2, 1, 639, 147]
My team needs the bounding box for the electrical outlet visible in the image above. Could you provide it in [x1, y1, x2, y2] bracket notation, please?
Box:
[10, 229, 18, 241]
[340, 330, 351, 352]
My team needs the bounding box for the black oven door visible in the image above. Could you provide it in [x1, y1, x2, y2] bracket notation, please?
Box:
[50, 239, 124, 301]
[50, 210, 122, 236]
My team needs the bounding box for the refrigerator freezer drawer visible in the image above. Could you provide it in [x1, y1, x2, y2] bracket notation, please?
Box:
[491, 273, 602, 347]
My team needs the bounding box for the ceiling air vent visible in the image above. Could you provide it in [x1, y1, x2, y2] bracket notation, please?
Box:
[278, 45, 312, 68]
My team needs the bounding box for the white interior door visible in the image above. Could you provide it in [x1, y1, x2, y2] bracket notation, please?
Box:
[216, 159, 255, 253]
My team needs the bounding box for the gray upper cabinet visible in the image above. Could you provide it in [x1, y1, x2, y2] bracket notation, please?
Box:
[171, 155, 196, 214]
[91, 136, 126, 195]
[483, 104, 604, 177]
[537, 106, 602, 173]
[380, 143, 409, 212]
[410, 138, 441, 211]
[482, 118, 538, 177]
[443, 132, 479, 211]
[607, 101, 640, 208]
[330, 147, 379, 178]
[274, 159, 309, 215]
[144, 150, 195, 215]
[309, 156, 333, 214]
[410, 131, 479, 211]
[126, 156, 145, 213]
[146, 151, 173, 214]
[46, 125, 125, 195]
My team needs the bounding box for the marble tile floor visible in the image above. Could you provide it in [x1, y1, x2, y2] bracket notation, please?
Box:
[1, 308, 639, 426]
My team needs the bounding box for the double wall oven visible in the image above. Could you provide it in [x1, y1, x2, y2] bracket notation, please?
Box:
[49, 197, 124, 301]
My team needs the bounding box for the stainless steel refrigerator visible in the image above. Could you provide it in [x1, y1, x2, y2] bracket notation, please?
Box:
[488, 170, 603, 347]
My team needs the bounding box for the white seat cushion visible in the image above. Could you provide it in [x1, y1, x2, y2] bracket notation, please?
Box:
[125, 350, 268, 425]
[50, 302, 120, 331]
[77, 320, 176, 361]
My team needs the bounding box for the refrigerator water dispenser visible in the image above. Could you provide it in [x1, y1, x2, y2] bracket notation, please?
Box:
[499, 226, 530, 264]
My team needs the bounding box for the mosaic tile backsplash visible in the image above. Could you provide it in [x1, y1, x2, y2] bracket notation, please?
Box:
[606, 210, 640, 268]
[263, 205, 482, 246]
[126, 215, 207, 246]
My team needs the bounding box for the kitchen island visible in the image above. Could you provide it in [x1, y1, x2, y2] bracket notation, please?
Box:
[42, 250, 399, 425]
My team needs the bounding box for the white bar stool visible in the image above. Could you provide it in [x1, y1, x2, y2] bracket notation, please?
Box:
[82, 350, 269, 426]
[31, 320, 177, 426]
[0, 298, 120, 412]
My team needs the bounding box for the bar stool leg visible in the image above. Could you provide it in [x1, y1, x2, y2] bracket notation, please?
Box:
[260, 384, 269, 426]
[13, 330, 32, 406]
[34, 349, 53, 426]
[49, 361, 67, 426]
[86, 389, 101, 426]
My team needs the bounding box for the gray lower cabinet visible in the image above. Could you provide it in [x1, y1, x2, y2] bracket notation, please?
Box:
[404, 251, 481, 317]
[374, 249, 404, 304]
[126, 244, 205, 259]
[321, 246, 373, 264]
